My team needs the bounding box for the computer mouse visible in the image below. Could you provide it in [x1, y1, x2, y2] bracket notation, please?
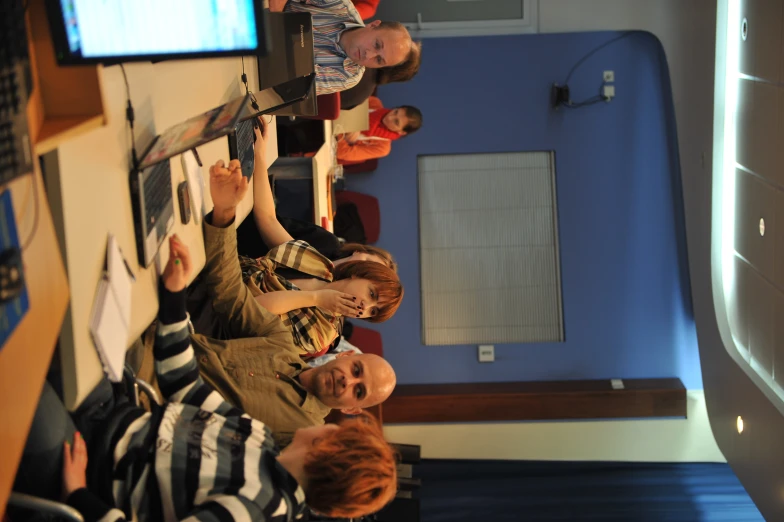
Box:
[0, 246, 25, 303]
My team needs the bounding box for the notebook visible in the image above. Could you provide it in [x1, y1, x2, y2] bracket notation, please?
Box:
[89, 234, 134, 382]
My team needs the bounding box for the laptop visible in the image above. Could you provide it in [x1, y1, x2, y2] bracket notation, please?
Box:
[256, 12, 318, 117]
[44, 0, 271, 65]
[228, 74, 316, 179]
[130, 94, 256, 267]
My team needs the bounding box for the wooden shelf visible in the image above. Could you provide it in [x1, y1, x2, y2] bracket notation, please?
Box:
[383, 378, 687, 424]
[27, 0, 106, 153]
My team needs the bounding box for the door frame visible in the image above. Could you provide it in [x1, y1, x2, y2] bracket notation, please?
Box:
[399, 0, 538, 38]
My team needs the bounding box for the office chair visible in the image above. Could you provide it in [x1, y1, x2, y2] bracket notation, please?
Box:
[340, 158, 379, 173]
[6, 369, 160, 521]
[6, 493, 84, 522]
[334, 190, 381, 244]
[349, 325, 383, 357]
[301, 92, 341, 121]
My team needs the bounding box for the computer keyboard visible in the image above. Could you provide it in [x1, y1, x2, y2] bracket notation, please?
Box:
[237, 119, 255, 178]
[0, 0, 33, 187]
[238, 120, 254, 157]
[144, 161, 173, 230]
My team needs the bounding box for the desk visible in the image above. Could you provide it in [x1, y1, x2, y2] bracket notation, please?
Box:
[47, 59, 277, 410]
[312, 119, 335, 232]
[0, 164, 69, 516]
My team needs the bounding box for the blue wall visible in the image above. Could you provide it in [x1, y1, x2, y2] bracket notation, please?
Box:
[344, 31, 702, 389]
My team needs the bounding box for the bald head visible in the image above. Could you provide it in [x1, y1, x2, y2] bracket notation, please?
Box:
[300, 353, 397, 414]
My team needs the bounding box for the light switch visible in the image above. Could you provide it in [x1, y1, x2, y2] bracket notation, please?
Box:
[478, 345, 495, 362]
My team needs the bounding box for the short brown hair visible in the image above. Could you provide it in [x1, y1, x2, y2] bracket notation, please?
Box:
[377, 40, 422, 84]
[304, 413, 398, 518]
[333, 260, 403, 322]
[398, 106, 422, 134]
[338, 243, 398, 272]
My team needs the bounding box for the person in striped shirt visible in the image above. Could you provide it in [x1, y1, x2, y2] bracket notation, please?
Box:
[269, 0, 421, 96]
[13, 235, 398, 522]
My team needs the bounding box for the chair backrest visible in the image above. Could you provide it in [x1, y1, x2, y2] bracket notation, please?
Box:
[340, 158, 379, 172]
[349, 325, 383, 357]
[300, 92, 341, 121]
[335, 190, 380, 243]
[351, 0, 380, 20]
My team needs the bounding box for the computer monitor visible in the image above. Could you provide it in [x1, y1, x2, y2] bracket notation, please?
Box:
[44, 0, 270, 65]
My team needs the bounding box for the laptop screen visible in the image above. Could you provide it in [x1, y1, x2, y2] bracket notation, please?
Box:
[256, 12, 317, 116]
[48, 0, 267, 64]
[140, 94, 252, 169]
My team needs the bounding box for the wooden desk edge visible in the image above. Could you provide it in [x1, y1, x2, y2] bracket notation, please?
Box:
[0, 164, 70, 518]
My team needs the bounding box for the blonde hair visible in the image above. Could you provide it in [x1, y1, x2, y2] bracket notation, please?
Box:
[339, 243, 398, 272]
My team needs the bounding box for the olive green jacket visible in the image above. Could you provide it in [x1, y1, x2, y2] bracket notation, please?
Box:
[190, 216, 332, 444]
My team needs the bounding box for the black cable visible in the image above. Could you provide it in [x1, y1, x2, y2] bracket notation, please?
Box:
[241, 57, 260, 111]
[563, 95, 607, 109]
[18, 158, 40, 252]
[563, 31, 634, 86]
[241, 56, 248, 91]
[119, 64, 139, 169]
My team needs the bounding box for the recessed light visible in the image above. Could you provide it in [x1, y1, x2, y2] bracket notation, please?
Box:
[759, 218, 765, 236]
[737, 416, 744, 434]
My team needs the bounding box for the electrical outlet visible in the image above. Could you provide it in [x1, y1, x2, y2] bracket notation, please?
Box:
[603, 85, 615, 100]
[478, 345, 495, 362]
[603, 70, 615, 82]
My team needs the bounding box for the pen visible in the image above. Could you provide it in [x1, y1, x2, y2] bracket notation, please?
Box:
[121, 253, 136, 282]
[191, 148, 202, 167]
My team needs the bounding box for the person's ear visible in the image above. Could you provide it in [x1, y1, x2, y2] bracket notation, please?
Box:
[398, 130, 407, 136]
[369, 20, 382, 29]
[341, 407, 363, 415]
[335, 351, 354, 358]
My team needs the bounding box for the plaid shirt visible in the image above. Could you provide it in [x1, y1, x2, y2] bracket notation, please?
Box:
[284, 0, 365, 95]
[240, 240, 341, 356]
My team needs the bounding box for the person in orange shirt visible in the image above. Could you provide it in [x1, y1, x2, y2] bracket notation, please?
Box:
[336, 96, 422, 164]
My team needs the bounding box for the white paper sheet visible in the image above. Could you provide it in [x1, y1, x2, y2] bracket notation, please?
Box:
[181, 150, 206, 224]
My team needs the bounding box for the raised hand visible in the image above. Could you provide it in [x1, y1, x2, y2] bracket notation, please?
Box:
[162, 235, 193, 292]
[209, 159, 248, 226]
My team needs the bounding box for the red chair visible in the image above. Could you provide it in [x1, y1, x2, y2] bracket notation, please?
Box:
[335, 190, 381, 244]
[339, 158, 379, 172]
[349, 325, 384, 357]
[351, 0, 380, 20]
[301, 92, 341, 121]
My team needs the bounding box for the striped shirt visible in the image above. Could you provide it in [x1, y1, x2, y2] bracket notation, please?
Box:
[66, 289, 306, 522]
[284, 0, 365, 95]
